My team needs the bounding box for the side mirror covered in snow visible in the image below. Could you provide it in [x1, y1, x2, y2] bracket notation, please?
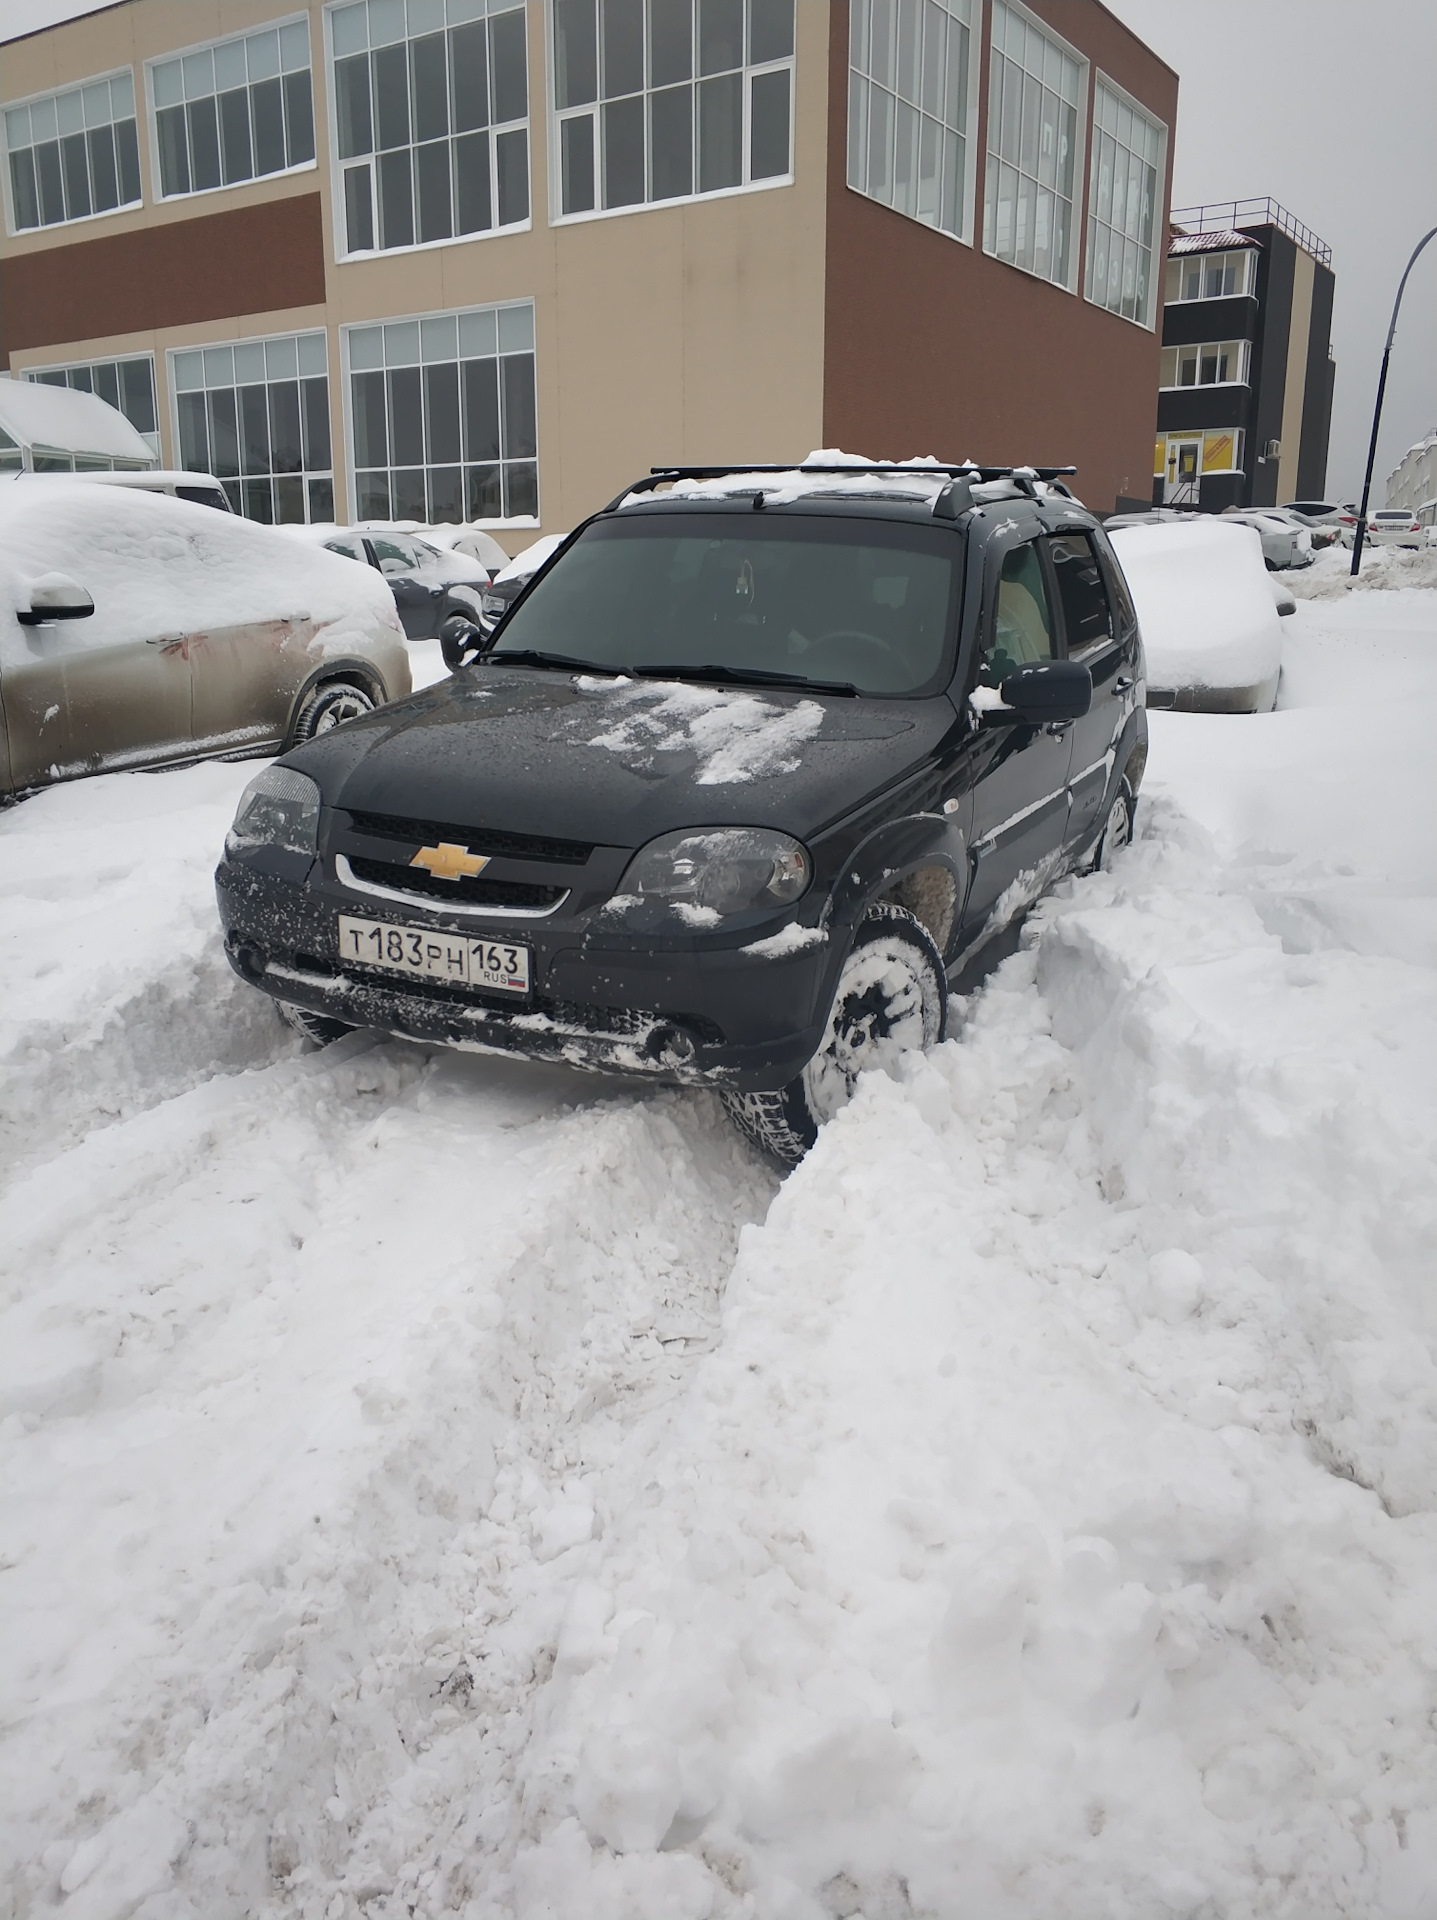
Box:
[18, 573, 95, 625]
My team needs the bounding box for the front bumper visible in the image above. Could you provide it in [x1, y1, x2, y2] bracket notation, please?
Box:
[215, 851, 832, 1092]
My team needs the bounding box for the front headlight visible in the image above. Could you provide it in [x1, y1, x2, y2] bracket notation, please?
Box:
[619, 827, 811, 920]
[226, 766, 322, 856]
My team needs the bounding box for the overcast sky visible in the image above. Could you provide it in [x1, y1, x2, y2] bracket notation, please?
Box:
[7, 0, 1436, 499]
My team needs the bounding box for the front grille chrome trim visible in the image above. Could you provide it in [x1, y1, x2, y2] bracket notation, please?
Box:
[334, 853, 571, 920]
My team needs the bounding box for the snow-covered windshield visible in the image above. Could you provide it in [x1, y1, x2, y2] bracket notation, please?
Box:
[489, 513, 960, 696]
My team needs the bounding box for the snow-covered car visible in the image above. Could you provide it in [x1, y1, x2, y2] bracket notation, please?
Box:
[1219, 508, 1314, 570]
[419, 524, 511, 572]
[1364, 509, 1424, 550]
[9, 467, 233, 511]
[0, 481, 410, 799]
[216, 460, 1148, 1163]
[1280, 500, 1347, 547]
[282, 524, 493, 641]
[1108, 516, 1283, 713]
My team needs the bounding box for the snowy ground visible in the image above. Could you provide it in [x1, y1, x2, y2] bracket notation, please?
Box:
[3, 558, 1437, 1919]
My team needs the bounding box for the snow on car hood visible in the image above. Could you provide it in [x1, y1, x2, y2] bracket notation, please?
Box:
[1109, 518, 1283, 693]
[1, 482, 403, 654]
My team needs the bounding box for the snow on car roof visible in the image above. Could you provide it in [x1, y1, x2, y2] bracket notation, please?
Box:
[1, 480, 400, 647]
[0, 378, 156, 464]
[615, 450, 1075, 513]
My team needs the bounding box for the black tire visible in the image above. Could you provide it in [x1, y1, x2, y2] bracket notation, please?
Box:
[289, 678, 377, 744]
[1087, 776, 1136, 873]
[277, 1000, 356, 1046]
[723, 904, 948, 1166]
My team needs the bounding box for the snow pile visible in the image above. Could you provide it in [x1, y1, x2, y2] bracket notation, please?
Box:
[1286, 540, 1437, 599]
[2, 573, 1436, 1915]
[1, 482, 402, 653]
[1109, 518, 1283, 703]
[584, 679, 825, 785]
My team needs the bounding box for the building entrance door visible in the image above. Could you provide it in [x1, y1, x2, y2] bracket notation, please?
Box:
[1165, 439, 1201, 505]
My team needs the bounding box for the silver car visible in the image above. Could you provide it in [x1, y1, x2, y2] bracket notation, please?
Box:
[1, 480, 410, 798]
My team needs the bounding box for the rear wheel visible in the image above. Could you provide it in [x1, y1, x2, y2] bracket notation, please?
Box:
[723, 904, 947, 1166]
[277, 1001, 356, 1046]
[289, 678, 376, 744]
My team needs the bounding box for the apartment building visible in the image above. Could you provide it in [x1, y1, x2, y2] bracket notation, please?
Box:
[1386, 431, 1435, 520]
[2, 0, 1177, 539]
[1154, 197, 1335, 513]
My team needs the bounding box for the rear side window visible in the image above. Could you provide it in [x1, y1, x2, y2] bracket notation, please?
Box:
[1045, 533, 1113, 654]
[371, 535, 420, 571]
[174, 484, 229, 510]
[982, 542, 1054, 684]
[325, 534, 368, 562]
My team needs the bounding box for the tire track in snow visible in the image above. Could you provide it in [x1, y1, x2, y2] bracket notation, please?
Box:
[1, 1028, 773, 1917]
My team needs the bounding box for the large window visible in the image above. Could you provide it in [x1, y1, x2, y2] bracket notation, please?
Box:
[1084, 78, 1162, 327]
[982, 1, 1083, 290]
[25, 358, 160, 458]
[1160, 339, 1250, 389]
[847, 0, 973, 239]
[151, 21, 314, 199]
[1165, 247, 1255, 303]
[552, 0, 793, 219]
[330, 0, 529, 255]
[347, 304, 537, 525]
[172, 332, 333, 523]
[4, 72, 141, 231]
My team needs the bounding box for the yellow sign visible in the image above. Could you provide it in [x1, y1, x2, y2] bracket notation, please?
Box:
[1202, 432, 1235, 474]
[410, 842, 490, 881]
[1154, 436, 1166, 479]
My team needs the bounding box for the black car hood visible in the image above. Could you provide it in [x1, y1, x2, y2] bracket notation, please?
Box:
[288, 666, 960, 846]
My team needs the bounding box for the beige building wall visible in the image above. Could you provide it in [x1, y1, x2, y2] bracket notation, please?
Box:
[3, 0, 831, 542]
[1275, 244, 1315, 508]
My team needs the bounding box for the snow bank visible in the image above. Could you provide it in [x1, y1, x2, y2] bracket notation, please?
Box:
[1109, 518, 1283, 705]
[1, 482, 402, 652]
[2, 572, 1436, 1916]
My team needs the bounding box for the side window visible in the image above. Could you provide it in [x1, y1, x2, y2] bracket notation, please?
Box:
[324, 534, 367, 563]
[371, 535, 419, 574]
[1045, 533, 1114, 654]
[1092, 530, 1137, 636]
[982, 542, 1055, 685]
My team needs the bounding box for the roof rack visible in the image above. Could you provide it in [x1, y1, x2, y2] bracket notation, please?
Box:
[605, 461, 1078, 514]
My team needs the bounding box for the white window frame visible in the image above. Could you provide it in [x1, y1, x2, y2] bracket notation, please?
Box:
[1083, 71, 1166, 331]
[1165, 246, 1257, 304]
[324, 0, 533, 265]
[2, 67, 143, 238]
[340, 300, 540, 530]
[981, 0, 1088, 296]
[1159, 338, 1251, 391]
[22, 353, 161, 458]
[167, 328, 335, 523]
[846, 0, 980, 246]
[545, 0, 795, 229]
[144, 13, 317, 209]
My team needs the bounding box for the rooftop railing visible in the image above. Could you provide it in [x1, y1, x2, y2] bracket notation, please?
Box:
[1170, 198, 1332, 269]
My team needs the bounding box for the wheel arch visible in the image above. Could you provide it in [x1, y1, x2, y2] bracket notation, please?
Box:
[283, 658, 390, 744]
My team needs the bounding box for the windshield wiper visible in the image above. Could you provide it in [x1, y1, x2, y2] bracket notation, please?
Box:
[486, 648, 613, 673]
[632, 662, 859, 696]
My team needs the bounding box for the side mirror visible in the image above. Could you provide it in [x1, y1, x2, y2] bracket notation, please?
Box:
[439, 613, 488, 670]
[974, 659, 1092, 725]
[18, 574, 94, 625]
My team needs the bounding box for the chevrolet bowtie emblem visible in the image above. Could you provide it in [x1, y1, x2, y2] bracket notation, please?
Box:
[410, 842, 490, 881]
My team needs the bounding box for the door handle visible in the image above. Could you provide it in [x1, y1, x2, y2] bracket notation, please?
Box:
[1115, 675, 1134, 693]
[1044, 720, 1072, 736]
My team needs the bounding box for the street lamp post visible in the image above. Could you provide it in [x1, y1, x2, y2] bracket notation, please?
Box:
[1351, 225, 1437, 575]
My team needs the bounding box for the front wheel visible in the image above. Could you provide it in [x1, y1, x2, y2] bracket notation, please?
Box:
[723, 904, 948, 1166]
[289, 678, 377, 744]
[1087, 777, 1135, 873]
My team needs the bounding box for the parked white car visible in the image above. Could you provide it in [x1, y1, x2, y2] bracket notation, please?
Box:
[1219, 507, 1314, 570]
[10, 467, 232, 511]
[1, 481, 409, 799]
[1364, 508, 1424, 550]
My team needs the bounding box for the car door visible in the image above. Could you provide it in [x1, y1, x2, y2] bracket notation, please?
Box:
[371, 535, 441, 637]
[959, 536, 1074, 936]
[1044, 529, 1134, 848]
[1, 585, 192, 792]
[188, 610, 321, 755]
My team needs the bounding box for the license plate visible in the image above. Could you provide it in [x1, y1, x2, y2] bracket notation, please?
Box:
[338, 915, 531, 995]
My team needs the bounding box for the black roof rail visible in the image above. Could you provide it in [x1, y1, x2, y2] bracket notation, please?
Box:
[603, 461, 1078, 511]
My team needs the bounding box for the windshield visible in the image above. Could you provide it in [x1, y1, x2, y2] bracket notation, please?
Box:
[489, 512, 960, 696]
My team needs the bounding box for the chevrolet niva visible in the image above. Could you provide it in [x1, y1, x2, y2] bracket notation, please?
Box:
[216, 462, 1147, 1163]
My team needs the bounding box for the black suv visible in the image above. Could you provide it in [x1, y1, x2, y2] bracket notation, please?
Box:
[216, 464, 1146, 1162]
